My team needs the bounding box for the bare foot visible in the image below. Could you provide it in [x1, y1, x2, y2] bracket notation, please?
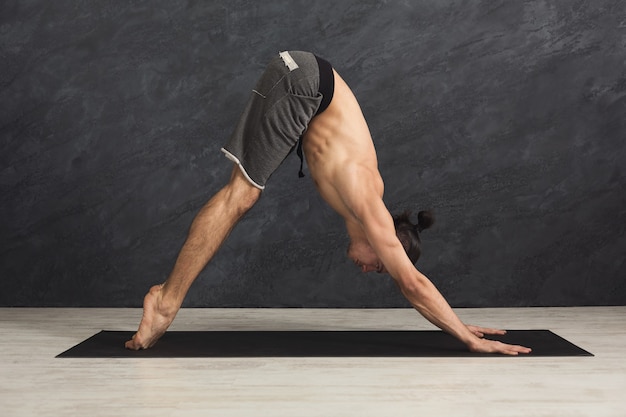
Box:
[125, 284, 178, 350]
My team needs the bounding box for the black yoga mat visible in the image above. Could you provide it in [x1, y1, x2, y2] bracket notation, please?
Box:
[57, 330, 592, 358]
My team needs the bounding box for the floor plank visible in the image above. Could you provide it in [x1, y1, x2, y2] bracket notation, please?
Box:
[1, 307, 624, 416]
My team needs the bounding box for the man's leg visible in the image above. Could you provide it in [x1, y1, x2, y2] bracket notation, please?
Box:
[125, 165, 262, 349]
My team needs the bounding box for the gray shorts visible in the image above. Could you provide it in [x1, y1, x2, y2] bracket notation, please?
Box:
[221, 51, 323, 190]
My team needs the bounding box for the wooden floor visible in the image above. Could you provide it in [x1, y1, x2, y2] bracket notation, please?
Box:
[1, 307, 624, 416]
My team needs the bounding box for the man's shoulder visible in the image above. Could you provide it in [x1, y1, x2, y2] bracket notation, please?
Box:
[338, 163, 383, 194]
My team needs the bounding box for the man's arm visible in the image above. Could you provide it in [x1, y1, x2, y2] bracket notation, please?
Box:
[347, 188, 530, 355]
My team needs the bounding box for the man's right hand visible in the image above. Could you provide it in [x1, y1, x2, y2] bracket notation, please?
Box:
[469, 337, 532, 356]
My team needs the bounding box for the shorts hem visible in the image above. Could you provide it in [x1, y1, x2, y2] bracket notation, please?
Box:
[221, 148, 266, 190]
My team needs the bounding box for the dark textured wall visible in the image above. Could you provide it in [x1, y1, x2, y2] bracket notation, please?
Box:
[1, 0, 625, 307]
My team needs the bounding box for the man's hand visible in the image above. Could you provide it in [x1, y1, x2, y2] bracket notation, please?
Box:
[465, 324, 532, 355]
[466, 324, 507, 338]
[469, 338, 532, 355]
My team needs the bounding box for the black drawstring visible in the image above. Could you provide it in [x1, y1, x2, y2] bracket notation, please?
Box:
[296, 137, 305, 178]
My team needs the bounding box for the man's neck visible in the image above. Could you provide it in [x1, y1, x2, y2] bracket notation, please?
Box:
[345, 219, 368, 246]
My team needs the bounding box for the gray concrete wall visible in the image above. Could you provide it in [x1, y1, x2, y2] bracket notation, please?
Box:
[2, 0, 625, 307]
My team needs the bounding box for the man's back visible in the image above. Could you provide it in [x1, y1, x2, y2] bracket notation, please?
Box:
[303, 69, 384, 229]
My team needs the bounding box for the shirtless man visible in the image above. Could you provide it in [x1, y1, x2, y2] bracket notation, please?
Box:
[126, 51, 531, 355]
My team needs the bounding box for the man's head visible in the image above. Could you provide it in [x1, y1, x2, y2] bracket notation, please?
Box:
[347, 240, 385, 273]
[393, 210, 435, 265]
[347, 210, 435, 273]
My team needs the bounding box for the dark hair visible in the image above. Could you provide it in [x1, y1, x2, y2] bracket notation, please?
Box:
[393, 210, 435, 265]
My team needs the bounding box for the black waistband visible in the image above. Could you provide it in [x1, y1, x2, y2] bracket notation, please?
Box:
[297, 54, 335, 178]
[314, 55, 335, 116]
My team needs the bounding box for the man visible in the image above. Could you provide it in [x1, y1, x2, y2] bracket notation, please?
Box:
[126, 51, 531, 355]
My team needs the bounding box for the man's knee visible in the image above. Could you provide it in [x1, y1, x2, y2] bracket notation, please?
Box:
[226, 167, 262, 214]
[235, 186, 261, 213]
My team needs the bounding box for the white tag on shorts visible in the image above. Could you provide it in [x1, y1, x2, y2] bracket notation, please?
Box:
[279, 51, 299, 71]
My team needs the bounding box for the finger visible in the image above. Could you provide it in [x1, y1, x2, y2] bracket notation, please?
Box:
[511, 343, 531, 352]
[467, 327, 482, 338]
[481, 327, 507, 335]
[466, 325, 483, 338]
[468, 325, 506, 335]
[497, 345, 520, 356]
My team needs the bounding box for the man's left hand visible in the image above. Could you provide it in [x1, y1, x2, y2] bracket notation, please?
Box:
[466, 324, 507, 338]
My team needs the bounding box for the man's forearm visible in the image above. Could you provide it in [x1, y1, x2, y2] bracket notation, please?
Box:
[396, 271, 479, 348]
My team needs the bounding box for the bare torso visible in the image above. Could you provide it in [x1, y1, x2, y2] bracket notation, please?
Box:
[302, 70, 384, 234]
